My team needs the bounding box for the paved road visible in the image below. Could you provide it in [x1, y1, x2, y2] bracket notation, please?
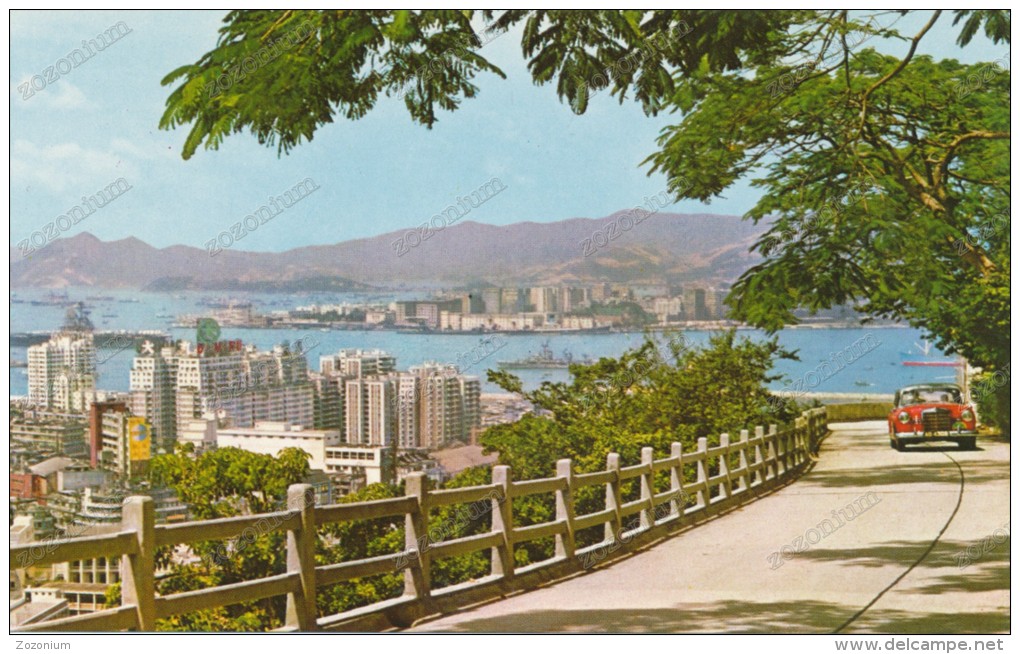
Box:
[410, 422, 1010, 633]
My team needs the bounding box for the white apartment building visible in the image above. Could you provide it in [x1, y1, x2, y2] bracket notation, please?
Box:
[344, 376, 398, 446]
[177, 418, 217, 450]
[129, 340, 314, 437]
[217, 422, 341, 470]
[395, 373, 420, 449]
[27, 332, 96, 412]
[653, 297, 684, 323]
[320, 349, 396, 377]
[439, 312, 545, 332]
[324, 444, 392, 485]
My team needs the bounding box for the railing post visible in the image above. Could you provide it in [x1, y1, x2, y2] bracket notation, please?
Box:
[121, 496, 155, 631]
[695, 438, 708, 508]
[718, 433, 731, 500]
[767, 420, 775, 477]
[738, 429, 750, 492]
[669, 442, 685, 520]
[793, 416, 805, 466]
[639, 447, 655, 530]
[814, 409, 827, 454]
[286, 483, 317, 631]
[403, 473, 431, 599]
[491, 465, 514, 580]
[604, 453, 622, 543]
[753, 426, 765, 485]
[555, 459, 576, 560]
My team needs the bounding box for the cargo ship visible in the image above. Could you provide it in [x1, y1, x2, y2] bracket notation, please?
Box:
[497, 341, 596, 369]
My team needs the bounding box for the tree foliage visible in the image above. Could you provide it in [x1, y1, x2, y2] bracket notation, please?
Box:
[146, 446, 311, 631]
[485, 330, 797, 476]
[149, 444, 311, 518]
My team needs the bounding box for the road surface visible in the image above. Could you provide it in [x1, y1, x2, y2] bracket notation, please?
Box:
[409, 421, 1009, 633]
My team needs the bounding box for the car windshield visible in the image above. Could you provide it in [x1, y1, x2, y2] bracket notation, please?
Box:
[898, 388, 962, 406]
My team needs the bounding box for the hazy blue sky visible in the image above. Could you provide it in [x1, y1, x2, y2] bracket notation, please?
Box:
[9, 10, 1004, 252]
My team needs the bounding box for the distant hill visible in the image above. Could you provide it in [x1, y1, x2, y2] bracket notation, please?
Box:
[9, 212, 767, 290]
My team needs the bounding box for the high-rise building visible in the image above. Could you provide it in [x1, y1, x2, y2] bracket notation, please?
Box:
[501, 288, 524, 313]
[320, 349, 396, 377]
[344, 376, 397, 446]
[559, 286, 590, 313]
[410, 362, 481, 449]
[27, 332, 96, 413]
[528, 287, 559, 313]
[317, 349, 398, 440]
[127, 339, 314, 441]
[683, 288, 709, 321]
[460, 376, 482, 444]
[653, 297, 684, 323]
[310, 373, 344, 432]
[395, 372, 421, 449]
[317, 350, 481, 450]
[481, 288, 502, 314]
[129, 342, 178, 451]
[704, 288, 730, 320]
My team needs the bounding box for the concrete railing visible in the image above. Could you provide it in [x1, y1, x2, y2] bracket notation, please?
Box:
[11, 408, 827, 632]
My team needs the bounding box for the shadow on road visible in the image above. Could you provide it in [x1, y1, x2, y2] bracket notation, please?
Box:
[791, 537, 1009, 573]
[799, 459, 1008, 488]
[416, 599, 1009, 634]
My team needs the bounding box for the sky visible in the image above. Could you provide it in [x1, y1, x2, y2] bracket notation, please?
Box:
[9, 9, 1005, 253]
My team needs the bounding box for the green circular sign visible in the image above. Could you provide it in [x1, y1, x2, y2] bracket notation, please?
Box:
[197, 318, 221, 346]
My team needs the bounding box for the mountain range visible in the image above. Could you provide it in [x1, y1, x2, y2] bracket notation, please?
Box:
[10, 211, 767, 290]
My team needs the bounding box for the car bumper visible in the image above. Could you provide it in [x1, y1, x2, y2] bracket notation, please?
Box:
[892, 431, 977, 445]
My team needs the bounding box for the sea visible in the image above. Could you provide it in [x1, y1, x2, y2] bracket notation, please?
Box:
[8, 288, 959, 398]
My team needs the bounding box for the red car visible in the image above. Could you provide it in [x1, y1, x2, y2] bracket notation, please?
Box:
[889, 383, 977, 451]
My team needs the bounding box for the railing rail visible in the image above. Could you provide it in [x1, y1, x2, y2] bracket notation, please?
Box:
[11, 408, 827, 632]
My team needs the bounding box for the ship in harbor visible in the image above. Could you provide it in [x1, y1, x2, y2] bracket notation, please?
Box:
[497, 341, 596, 370]
[10, 305, 171, 348]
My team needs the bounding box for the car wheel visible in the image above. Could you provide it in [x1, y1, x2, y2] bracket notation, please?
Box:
[958, 437, 977, 450]
[894, 439, 905, 452]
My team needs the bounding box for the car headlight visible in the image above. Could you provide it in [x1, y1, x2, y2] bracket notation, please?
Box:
[960, 409, 974, 422]
[897, 411, 911, 424]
